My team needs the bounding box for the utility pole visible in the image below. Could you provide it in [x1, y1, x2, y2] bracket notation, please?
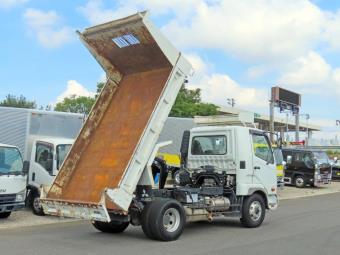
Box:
[295, 113, 300, 142]
[269, 100, 275, 143]
[227, 98, 236, 107]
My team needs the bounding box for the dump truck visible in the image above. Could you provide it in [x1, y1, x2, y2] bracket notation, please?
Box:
[0, 107, 84, 215]
[41, 12, 278, 241]
[0, 143, 29, 218]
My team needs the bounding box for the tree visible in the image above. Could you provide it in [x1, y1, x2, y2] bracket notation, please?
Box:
[0, 94, 36, 109]
[169, 86, 218, 117]
[54, 95, 95, 114]
[54, 82, 104, 114]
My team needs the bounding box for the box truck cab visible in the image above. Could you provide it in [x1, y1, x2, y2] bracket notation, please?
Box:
[0, 143, 28, 218]
[0, 107, 84, 215]
[27, 137, 74, 215]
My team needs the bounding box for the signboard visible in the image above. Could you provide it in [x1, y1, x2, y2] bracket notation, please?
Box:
[271, 86, 301, 106]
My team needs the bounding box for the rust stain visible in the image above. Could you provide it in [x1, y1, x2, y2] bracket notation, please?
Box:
[46, 16, 173, 212]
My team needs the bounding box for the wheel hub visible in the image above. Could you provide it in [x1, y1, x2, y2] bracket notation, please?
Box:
[249, 201, 262, 222]
[163, 208, 180, 232]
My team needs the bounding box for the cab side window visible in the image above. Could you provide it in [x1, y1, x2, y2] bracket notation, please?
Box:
[252, 133, 274, 164]
[35, 142, 53, 173]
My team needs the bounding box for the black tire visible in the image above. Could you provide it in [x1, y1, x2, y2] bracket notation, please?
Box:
[294, 175, 306, 188]
[30, 191, 45, 216]
[0, 212, 11, 219]
[141, 203, 156, 239]
[92, 220, 129, 233]
[240, 194, 266, 228]
[146, 199, 186, 241]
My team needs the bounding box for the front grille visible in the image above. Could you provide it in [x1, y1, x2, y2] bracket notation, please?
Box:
[0, 194, 16, 204]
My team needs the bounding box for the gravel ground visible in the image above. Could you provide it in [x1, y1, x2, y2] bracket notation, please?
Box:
[1, 181, 340, 230]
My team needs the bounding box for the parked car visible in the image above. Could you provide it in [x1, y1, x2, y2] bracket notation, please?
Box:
[282, 148, 331, 188]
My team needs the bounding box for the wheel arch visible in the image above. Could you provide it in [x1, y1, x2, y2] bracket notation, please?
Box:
[248, 189, 269, 209]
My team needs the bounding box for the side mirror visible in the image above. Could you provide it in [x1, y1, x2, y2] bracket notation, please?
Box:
[286, 155, 292, 165]
[180, 130, 190, 167]
[23, 160, 30, 175]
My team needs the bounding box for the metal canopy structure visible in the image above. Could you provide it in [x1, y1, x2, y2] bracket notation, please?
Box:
[217, 106, 320, 133]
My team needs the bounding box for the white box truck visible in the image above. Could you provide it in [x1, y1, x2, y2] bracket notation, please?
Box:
[0, 143, 29, 218]
[0, 107, 84, 215]
[41, 12, 278, 242]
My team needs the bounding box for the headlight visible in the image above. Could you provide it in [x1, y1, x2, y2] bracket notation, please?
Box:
[16, 191, 26, 202]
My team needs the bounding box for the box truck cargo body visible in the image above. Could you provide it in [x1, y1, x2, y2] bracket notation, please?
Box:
[0, 107, 84, 214]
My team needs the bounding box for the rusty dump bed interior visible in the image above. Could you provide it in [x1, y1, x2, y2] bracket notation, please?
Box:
[44, 12, 189, 212]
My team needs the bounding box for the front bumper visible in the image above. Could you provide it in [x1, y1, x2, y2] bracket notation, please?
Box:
[0, 202, 25, 213]
[313, 174, 331, 187]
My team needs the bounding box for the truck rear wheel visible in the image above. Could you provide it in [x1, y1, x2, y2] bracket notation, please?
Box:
[0, 212, 11, 218]
[92, 221, 129, 233]
[143, 198, 186, 241]
[240, 194, 265, 228]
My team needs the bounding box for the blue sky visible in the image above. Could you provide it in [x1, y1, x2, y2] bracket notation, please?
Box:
[1, 0, 340, 139]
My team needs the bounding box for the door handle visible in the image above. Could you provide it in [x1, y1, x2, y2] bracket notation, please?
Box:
[254, 166, 261, 170]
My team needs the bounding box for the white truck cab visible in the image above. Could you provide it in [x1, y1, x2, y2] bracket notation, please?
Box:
[27, 137, 74, 215]
[186, 126, 278, 210]
[0, 143, 28, 218]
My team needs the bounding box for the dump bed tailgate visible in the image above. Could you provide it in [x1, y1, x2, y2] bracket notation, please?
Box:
[41, 12, 191, 220]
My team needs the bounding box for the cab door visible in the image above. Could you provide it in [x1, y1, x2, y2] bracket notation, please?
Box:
[251, 131, 277, 194]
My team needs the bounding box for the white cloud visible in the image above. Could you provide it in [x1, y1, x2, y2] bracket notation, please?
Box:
[56, 80, 95, 103]
[23, 8, 74, 48]
[0, 0, 28, 9]
[77, 0, 199, 25]
[162, 0, 325, 63]
[277, 51, 340, 97]
[185, 53, 208, 77]
[279, 51, 332, 86]
[189, 72, 268, 111]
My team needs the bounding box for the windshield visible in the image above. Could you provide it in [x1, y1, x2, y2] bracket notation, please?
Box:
[313, 151, 329, 164]
[0, 147, 23, 175]
[273, 148, 283, 165]
[56, 144, 72, 169]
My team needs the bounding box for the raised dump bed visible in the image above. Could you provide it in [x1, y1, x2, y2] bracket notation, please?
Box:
[41, 12, 191, 221]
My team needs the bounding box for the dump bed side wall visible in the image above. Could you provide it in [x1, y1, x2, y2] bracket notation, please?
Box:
[48, 68, 172, 206]
[45, 12, 191, 212]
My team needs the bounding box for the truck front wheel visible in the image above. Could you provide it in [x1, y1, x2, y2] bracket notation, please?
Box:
[0, 212, 11, 218]
[143, 198, 186, 241]
[92, 221, 129, 233]
[294, 175, 306, 188]
[240, 194, 265, 228]
[29, 191, 45, 216]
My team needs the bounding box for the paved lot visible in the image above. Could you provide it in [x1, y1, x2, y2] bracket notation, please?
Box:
[1, 193, 340, 255]
[1, 182, 340, 230]
[279, 181, 340, 200]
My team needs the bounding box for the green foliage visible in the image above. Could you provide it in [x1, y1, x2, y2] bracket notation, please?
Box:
[170, 86, 218, 117]
[55, 95, 95, 114]
[0, 94, 36, 109]
[54, 82, 105, 114]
